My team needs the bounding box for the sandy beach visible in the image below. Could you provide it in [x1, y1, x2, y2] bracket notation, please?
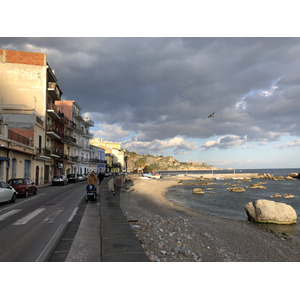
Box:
[120, 175, 300, 262]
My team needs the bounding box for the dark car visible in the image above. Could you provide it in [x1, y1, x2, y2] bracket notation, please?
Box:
[67, 174, 78, 183]
[7, 178, 37, 198]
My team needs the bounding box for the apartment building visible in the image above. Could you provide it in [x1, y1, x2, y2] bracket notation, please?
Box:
[90, 144, 106, 173]
[55, 100, 95, 175]
[90, 137, 125, 172]
[0, 49, 66, 184]
[0, 49, 99, 185]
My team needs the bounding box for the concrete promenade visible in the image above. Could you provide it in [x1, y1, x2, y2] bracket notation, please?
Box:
[65, 176, 149, 262]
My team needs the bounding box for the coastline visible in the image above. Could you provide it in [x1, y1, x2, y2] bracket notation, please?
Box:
[120, 175, 300, 262]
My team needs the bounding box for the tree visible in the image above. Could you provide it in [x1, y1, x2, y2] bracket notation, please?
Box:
[136, 159, 147, 172]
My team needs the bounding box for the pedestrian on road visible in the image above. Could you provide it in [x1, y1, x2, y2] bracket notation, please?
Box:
[98, 169, 105, 185]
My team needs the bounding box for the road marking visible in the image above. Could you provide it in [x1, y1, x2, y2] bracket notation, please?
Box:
[13, 208, 46, 225]
[43, 208, 64, 223]
[0, 209, 22, 221]
[67, 207, 79, 223]
[36, 224, 65, 262]
[0, 193, 45, 213]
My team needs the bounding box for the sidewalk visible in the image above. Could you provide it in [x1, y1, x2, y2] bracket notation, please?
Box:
[65, 176, 149, 262]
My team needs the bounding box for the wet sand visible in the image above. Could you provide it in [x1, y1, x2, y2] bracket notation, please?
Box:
[120, 175, 300, 262]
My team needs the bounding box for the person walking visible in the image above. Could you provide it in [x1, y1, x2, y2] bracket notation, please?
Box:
[98, 169, 105, 185]
[87, 171, 98, 194]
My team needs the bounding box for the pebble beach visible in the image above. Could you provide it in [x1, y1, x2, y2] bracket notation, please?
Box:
[120, 175, 300, 262]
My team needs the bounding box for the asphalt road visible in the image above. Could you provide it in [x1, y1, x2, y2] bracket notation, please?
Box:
[0, 181, 86, 262]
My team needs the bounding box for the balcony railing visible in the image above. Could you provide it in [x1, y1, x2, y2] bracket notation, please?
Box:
[35, 147, 51, 157]
[82, 131, 93, 138]
[70, 156, 79, 162]
[50, 147, 64, 158]
[8, 129, 33, 147]
[64, 135, 77, 144]
[66, 120, 77, 130]
[35, 147, 64, 158]
[83, 118, 94, 127]
[46, 102, 60, 119]
[48, 82, 61, 100]
[58, 112, 70, 124]
[46, 125, 64, 139]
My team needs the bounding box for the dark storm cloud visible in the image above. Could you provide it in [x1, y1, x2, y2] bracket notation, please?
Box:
[1, 37, 300, 149]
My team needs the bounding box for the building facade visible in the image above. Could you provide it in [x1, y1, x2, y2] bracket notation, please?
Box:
[0, 49, 96, 184]
[55, 100, 95, 176]
[90, 137, 125, 172]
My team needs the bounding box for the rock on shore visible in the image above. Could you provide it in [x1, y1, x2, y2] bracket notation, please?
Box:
[245, 199, 297, 224]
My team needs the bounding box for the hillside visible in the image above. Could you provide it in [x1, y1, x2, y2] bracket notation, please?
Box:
[124, 152, 220, 172]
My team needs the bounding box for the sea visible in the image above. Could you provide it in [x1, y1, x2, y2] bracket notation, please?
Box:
[160, 168, 300, 238]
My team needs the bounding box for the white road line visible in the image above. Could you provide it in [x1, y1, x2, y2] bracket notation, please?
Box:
[13, 208, 46, 225]
[0, 193, 45, 213]
[36, 224, 64, 262]
[67, 207, 79, 223]
[43, 208, 64, 223]
[0, 209, 22, 221]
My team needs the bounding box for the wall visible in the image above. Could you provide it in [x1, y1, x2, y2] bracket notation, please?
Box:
[55, 100, 74, 121]
[0, 50, 47, 119]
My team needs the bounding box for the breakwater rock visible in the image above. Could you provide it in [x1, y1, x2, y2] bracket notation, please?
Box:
[245, 199, 297, 225]
[227, 187, 246, 193]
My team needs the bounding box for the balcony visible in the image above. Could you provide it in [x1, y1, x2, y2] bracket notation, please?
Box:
[58, 112, 70, 125]
[50, 147, 63, 159]
[46, 125, 63, 140]
[82, 130, 93, 138]
[47, 102, 61, 120]
[35, 148, 51, 160]
[47, 82, 61, 100]
[66, 120, 77, 130]
[70, 156, 79, 162]
[64, 135, 77, 144]
[83, 118, 94, 127]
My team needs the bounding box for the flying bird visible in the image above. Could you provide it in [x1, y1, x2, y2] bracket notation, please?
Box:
[208, 112, 215, 118]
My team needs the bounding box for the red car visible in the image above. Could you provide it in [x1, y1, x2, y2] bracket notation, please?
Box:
[7, 178, 37, 198]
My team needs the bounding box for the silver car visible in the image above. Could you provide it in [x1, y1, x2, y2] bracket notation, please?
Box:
[0, 180, 17, 203]
[52, 175, 69, 186]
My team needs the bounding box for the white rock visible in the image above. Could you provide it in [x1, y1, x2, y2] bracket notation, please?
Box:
[245, 199, 297, 224]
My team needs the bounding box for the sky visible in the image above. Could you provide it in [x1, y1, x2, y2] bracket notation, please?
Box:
[1, 3, 300, 170]
[3, 1, 300, 298]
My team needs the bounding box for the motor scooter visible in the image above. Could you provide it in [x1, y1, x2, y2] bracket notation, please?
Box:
[86, 184, 97, 201]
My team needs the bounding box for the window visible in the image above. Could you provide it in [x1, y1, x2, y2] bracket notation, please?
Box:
[24, 160, 31, 178]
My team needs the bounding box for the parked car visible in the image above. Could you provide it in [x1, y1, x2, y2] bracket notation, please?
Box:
[7, 178, 37, 198]
[77, 174, 85, 181]
[52, 175, 69, 186]
[0, 180, 17, 203]
[67, 174, 78, 183]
